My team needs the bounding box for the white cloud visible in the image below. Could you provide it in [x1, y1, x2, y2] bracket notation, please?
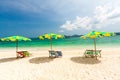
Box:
[74, 16, 92, 29]
[60, 5, 120, 31]
[93, 5, 120, 28]
[61, 20, 77, 30]
[60, 16, 93, 31]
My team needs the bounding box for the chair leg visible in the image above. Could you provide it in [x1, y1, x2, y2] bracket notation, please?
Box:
[83, 52, 88, 58]
[100, 53, 101, 58]
[83, 53, 85, 57]
[84, 53, 87, 58]
[95, 55, 97, 60]
[91, 54, 94, 58]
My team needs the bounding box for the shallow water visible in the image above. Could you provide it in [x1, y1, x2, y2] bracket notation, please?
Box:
[0, 35, 120, 48]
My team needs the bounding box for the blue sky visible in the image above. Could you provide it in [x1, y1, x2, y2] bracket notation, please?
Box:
[0, 0, 120, 37]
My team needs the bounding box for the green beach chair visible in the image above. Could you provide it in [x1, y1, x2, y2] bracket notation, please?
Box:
[84, 50, 101, 59]
[84, 50, 94, 58]
[23, 51, 30, 57]
[93, 50, 101, 57]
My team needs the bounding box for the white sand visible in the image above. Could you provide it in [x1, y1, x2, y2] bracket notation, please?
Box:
[0, 47, 120, 80]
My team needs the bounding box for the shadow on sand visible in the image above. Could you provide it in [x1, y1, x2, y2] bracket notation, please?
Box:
[0, 57, 19, 63]
[29, 57, 54, 64]
[71, 57, 101, 64]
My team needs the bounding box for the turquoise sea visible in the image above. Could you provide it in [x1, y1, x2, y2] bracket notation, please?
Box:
[0, 35, 120, 48]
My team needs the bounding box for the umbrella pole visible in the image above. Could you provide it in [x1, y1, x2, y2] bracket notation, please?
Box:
[50, 38, 52, 51]
[16, 40, 18, 58]
[94, 38, 97, 59]
[16, 40, 18, 52]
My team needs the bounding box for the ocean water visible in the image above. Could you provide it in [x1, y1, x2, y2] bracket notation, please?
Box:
[0, 35, 120, 48]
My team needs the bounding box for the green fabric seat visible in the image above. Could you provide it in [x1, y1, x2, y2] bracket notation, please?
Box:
[93, 50, 101, 57]
[84, 50, 93, 57]
[84, 50, 101, 58]
[86, 50, 93, 54]
[23, 51, 30, 57]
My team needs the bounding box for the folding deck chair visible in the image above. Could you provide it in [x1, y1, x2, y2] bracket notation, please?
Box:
[84, 50, 101, 59]
[49, 50, 63, 58]
[16, 51, 30, 58]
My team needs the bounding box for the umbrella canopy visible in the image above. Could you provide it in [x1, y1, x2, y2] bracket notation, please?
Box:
[38, 33, 64, 50]
[81, 31, 115, 58]
[81, 31, 115, 39]
[0, 36, 31, 52]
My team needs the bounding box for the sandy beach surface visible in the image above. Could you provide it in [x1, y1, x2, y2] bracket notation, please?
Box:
[0, 47, 120, 80]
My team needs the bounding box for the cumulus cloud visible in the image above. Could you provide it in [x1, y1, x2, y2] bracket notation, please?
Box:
[60, 5, 120, 31]
[61, 16, 92, 30]
[61, 21, 77, 30]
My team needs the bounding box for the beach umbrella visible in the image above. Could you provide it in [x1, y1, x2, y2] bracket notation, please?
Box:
[81, 31, 115, 57]
[38, 33, 64, 50]
[0, 36, 31, 52]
